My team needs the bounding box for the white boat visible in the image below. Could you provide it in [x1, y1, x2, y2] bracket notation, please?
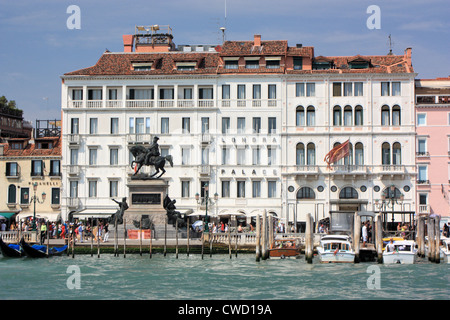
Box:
[441, 238, 450, 263]
[383, 240, 417, 264]
[317, 235, 355, 263]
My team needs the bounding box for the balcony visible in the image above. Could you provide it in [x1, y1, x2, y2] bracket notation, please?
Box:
[418, 205, 430, 214]
[331, 165, 368, 179]
[293, 165, 320, 179]
[67, 165, 80, 176]
[67, 197, 80, 209]
[199, 165, 211, 176]
[68, 134, 80, 145]
[201, 133, 212, 144]
[127, 133, 152, 144]
[126, 100, 154, 108]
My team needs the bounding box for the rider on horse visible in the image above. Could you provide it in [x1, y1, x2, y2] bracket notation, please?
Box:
[145, 136, 160, 166]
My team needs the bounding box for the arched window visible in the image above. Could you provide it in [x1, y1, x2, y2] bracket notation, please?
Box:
[355, 143, 364, 165]
[381, 105, 390, 126]
[382, 186, 402, 200]
[333, 142, 343, 165]
[343, 143, 353, 165]
[339, 187, 358, 199]
[344, 105, 352, 126]
[333, 106, 342, 126]
[355, 105, 363, 126]
[393, 142, 402, 165]
[382, 142, 391, 165]
[296, 143, 305, 165]
[306, 106, 315, 126]
[297, 187, 315, 199]
[296, 106, 305, 126]
[8, 184, 16, 204]
[392, 105, 401, 126]
[307, 143, 316, 165]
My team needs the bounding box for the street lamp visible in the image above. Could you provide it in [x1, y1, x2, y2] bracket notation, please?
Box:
[195, 183, 218, 233]
[28, 182, 46, 231]
[374, 184, 404, 230]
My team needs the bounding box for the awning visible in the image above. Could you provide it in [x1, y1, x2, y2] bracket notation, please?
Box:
[0, 212, 18, 219]
[15, 212, 61, 222]
[188, 210, 217, 217]
[73, 209, 116, 220]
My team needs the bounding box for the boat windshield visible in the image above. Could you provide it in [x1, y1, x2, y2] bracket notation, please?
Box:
[324, 243, 350, 252]
[387, 244, 411, 252]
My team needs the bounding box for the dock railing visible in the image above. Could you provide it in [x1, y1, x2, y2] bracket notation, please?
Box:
[1, 231, 37, 243]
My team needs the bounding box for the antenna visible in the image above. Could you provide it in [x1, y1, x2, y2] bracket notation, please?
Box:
[387, 34, 394, 55]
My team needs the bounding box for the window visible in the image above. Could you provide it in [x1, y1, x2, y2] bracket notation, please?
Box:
[201, 147, 209, 165]
[69, 181, 78, 198]
[268, 181, 276, 198]
[222, 117, 230, 134]
[70, 148, 78, 165]
[253, 84, 261, 100]
[109, 89, 118, 100]
[89, 118, 98, 134]
[198, 88, 213, 100]
[296, 106, 305, 126]
[417, 114, 426, 126]
[31, 160, 43, 176]
[237, 148, 246, 165]
[268, 85, 277, 100]
[221, 180, 230, 198]
[355, 106, 363, 126]
[8, 185, 16, 204]
[182, 117, 190, 134]
[293, 57, 303, 70]
[344, 106, 352, 126]
[252, 181, 261, 198]
[333, 82, 342, 97]
[296, 143, 305, 165]
[89, 180, 97, 198]
[392, 105, 401, 126]
[6, 162, 18, 177]
[50, 160, 60, 176]
[176, 62, 196, 71]
[237, 85, 246, 100]
[268, 117, 276, 133]
[333, 106, 342, 126]
[201, 117, 209, 134]
[111, 118, 119, 134]
[417, 138, 427, 155]
[161, 118, 169, 134]
[70, 118, 79, 134]
[21, 187, 30, 204]
[237, 117, 246, 134]
[381, 82, 390, 96]
[72, 89, 83, 100]
[382, 143, 391, 165]
[245, 59, 259, 69]
[110, 148, 119, 165]
[160, 88, 174, 100]
[306, 83, 315, 97]
[237, 181, 246, 198]
[354, 82, 363, 96]
[307, 143, 316, 165]
[109, 180, 118, 197]
[51, 188, 60, 205]
[88, 89, 102, 100]
[181, 181, 190, 198]
[222, 85, 230, 100]
[393, 142, 402, 165]
[181, 147, 190, 165]
[344, 83, 353, 96]
[392, 82, 401, 96]
[381, 105, 390, 126]
[224, 60, 238, 69]
[355, 143, 364, 165]
[252, 117, 261, 134]
[252, 146, 261, 165]
[266, 58, 280, 69]
[296, 83, 305, 97]
[129, 88, 154, 100]
[89, 148, 97, 165]
[339, 187, 358, 199]
[222, 147, 230, 165]
[297, 187, 315, 199]
[268, 146, 276, 165]
[306, 107, 315, 126]
[418, 165, 428, 183]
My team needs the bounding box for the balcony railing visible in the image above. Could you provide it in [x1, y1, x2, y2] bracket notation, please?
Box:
[418, 205, 430, 214]
[67, 197, 80, 208]
[67, 165, 80, 176]
[199, 165, 211, 175]
[127, 133, 152, 144]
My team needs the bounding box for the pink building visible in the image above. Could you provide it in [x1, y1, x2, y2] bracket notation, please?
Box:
[415, 77, 450, 218]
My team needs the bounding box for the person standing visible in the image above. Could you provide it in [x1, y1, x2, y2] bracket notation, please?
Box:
[103, 223, 109, 242]
[362, 221, 368, 248]
[40, 221, 47, 245]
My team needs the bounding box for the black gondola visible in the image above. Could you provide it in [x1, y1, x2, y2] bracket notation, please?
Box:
[0, 237, 23, 258]
[20, 238, 67, 258]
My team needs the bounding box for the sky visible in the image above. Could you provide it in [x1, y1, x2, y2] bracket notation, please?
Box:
[0, 0, 449, 123]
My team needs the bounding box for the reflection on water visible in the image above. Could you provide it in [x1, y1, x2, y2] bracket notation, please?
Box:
[0, 254, 448, 300]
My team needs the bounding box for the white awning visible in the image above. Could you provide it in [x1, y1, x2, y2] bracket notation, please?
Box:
[188, 210, 217, 217]
[265, 56, 281, 61]
[16, 212, 61, 222]
[73, 209, 116, 220]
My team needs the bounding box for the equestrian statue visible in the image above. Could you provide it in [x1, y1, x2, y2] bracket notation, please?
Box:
[130, 136, 173, 178]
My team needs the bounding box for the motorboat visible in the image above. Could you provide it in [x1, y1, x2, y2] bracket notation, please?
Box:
[268, 237, 301, 259]
[317, 235, 355, 263]
[383, 239, 417, 264]
[0, 237, 23, 258]
[441, 238, 450, 263]
[20, 238, 67, 258]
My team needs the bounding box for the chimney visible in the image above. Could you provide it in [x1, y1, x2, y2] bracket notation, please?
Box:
[404, 47, 412, 65]
[123, 35, 134, 52]
[254, 34, 261, 47]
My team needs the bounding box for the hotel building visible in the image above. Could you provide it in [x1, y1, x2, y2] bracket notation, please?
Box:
[60, 26, 417, 229]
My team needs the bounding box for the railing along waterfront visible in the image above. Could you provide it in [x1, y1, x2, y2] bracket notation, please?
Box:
[1, 231, 37, 243]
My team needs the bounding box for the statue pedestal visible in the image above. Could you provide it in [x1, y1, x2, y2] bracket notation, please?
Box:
[124, 178, 169, 225]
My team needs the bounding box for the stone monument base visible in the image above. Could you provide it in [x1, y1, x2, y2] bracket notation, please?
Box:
[124, 178, 169, 226]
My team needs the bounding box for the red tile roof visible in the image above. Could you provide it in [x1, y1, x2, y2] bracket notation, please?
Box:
[0, 137, 61, 158]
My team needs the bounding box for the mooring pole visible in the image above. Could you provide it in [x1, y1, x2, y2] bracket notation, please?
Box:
[149, 225, 152, 259]
[434, 216, 441, 264]
[176, 220, 179, 259]
[256, 214, 261, 262]
[164, 216, 167, 257]
[201, 225, 204, 260]
[209, 227, 213, 258]
[46, 221, 49, 258]
[139, 217, 143, 256]
[123, 218, 127, 258]
[187, 218, 190, 257]
[96, 219, 100, 258]
[428, 218, 435, 262]
[305, 213, 313, 264]
[71, 225, 75, 259]
[114, 215, 118, 257]
[90, 218, 94, 257]
[354, 214, 361, 263]
[228, 219, 232, 259]
[376, 214, 383, 264]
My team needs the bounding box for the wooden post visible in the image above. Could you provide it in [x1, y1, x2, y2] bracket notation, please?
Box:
[90, 218, 94, 257]
[187, 218, 190, 257]
[46, 221, 49, 257]
[123, 218, 127, 258]
[417, 216, 424, 258]
[114, 215, 118, 257]
[71, 226, 75, 259]
[201, 228, 204, 260]
[262, 210, 267, 260]
[268, 215, 273, 251]
[305, 213, 313, 264]
[255, 214, 261, 262]
[176, 220, 179, 259]
[376, 214, 383, 264]
[228, 220, 232, 259]
[139, 217, 143, 256]
[149, 225, 152, 258]
[96, 219, 100, 258]
[209, 228, 213, 258]
[164, 216, 167, 257]
[434, 216, 441, 264]
[354, 214, 361, 263]
[428, 218, 435, 262]
[235, 216, 238, 258]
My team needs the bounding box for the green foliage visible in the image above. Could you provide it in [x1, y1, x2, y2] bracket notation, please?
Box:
[0, 95, 20, 110]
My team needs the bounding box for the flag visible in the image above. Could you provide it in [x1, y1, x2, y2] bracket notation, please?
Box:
[324, 139, 350, 168]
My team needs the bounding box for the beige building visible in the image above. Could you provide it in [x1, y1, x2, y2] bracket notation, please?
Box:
[0, 130, 62, 226]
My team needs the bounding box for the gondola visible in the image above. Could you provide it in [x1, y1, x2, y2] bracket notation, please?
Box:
[0, 237, 23, 258]
[20, 238, 67, 258]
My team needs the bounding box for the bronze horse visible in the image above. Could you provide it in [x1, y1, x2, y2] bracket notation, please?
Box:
[130, 145, 173, 178]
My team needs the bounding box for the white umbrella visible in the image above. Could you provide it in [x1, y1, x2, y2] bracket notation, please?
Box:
[0, 215, 6, 220]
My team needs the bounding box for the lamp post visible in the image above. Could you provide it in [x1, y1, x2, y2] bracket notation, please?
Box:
[374, 184, 403, 231]
[27, 182, 46, 231]
[195, 183, 218, 233]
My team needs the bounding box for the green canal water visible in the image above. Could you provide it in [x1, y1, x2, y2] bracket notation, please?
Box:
[0, 253, 448, 300]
